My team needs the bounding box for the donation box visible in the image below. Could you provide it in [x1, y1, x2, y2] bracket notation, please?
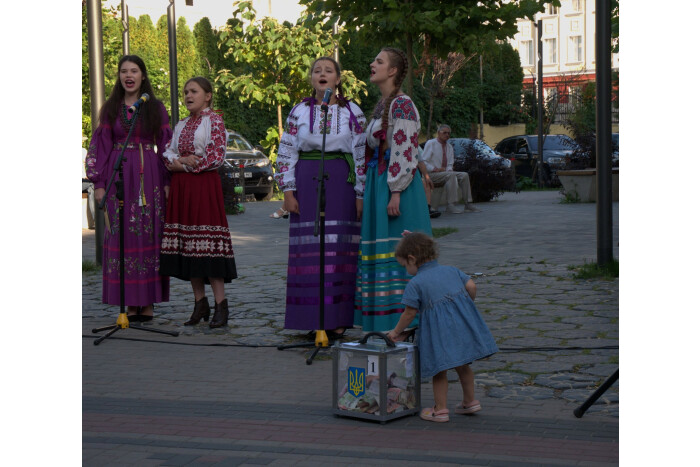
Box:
[332, 332, 420, 423]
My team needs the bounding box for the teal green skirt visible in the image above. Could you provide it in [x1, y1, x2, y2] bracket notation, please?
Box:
[354, 151, 432, 332]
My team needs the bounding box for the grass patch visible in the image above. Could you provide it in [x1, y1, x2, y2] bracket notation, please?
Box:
[432, 227, 458, 238]
[515, 176, 558, 192]
[559, 190, 581, 203]
[571, 259, 619, 280]
[83, 260, 100, 274]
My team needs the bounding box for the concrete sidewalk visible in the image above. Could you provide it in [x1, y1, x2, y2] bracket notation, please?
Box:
[83, 190, 619, 466]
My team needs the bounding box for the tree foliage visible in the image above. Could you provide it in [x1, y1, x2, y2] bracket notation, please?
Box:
[299, 0, 551, 96]
[216, 1, 367, 160]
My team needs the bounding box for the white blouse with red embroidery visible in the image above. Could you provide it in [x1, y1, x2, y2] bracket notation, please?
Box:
[163, 108, 226, 173]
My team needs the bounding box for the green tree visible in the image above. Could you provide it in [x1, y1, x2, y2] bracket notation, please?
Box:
[217, 1, 366, 160]
[300, 0, 551, 97]
[193, 17, 221, 79]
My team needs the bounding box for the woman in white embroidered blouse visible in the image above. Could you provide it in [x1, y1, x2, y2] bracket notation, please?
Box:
[353, 47, 433, 334]
[275, 57, 367, 338]
[159, 77, 237, 328]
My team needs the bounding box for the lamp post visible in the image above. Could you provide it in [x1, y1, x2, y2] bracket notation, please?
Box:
[595, 0, 613, 265]
[167, 0, 179, 127]
[536, 19, 544, 188]
[87, 0, 106, 265]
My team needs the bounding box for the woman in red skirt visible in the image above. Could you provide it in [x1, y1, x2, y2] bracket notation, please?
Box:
[160, 77, 237, 328]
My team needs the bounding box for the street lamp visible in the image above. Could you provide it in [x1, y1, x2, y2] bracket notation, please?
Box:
[167, 0, 194, 127]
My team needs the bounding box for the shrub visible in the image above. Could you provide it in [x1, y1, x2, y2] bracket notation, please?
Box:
[452, 140, 517, 202]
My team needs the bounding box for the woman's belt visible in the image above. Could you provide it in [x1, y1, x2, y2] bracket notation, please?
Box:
[299, 150, 355, 185]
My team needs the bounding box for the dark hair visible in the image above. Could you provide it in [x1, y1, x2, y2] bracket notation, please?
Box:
[99, 55, 165, 141]
[378, 47, 409, 135]
[307, 57, 348, 108]
[184, 76, 214, 111]
[395, 232, 438, 266]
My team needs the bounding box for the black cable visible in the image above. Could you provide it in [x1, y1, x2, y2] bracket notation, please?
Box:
[83, 334, 617, 352]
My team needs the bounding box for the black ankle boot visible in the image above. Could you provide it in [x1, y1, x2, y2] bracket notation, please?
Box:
[209, 299, 229, 328]
[184, 297, 211, 326]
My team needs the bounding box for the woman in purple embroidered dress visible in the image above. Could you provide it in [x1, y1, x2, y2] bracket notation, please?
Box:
[275, 57, 367, 338]
[85, 55, 172, 322]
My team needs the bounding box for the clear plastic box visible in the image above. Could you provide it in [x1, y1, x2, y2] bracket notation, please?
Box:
[332, 332, 420, 423]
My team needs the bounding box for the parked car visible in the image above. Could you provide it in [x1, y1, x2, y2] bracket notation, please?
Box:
[494, 134, 578, 185]
[219, 130, 274, 200]
[448, 138, 512, 170]
[612, 132, 619, 167]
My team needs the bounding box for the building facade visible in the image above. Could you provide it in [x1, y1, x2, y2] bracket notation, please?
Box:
[507, 1, 619, 122]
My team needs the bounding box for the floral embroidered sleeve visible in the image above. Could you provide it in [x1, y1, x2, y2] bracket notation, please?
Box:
[85, 123, 114, 190]
[350, 103, 368, 198]
[192, 113, 226, 173]
[275, 107, 301, 192]
[386, 96, 421, 193]
[155, 103, 173, 184]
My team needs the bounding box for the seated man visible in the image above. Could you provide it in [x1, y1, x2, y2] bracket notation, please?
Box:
[421, 125, 479, 214]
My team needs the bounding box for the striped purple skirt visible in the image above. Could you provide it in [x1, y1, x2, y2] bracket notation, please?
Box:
[283, 158, 360, 331]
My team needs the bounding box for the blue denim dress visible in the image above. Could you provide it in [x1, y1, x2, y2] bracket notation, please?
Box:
[401, 260, 499, 378]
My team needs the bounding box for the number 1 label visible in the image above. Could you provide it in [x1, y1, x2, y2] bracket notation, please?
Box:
[367, 356, 379, 376]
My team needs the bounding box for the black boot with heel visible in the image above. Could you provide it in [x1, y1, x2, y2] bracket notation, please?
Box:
[209, 299, 229, 328]
[184, 297, 211, 326]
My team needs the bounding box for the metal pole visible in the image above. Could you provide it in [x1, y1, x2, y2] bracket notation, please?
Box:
[596, 0, 613, 265]
[168, 0, 179, 127]
[479, 54, 484, 140]
[121, 0, 129, 55]
[537, 19, 544, 188]
[333, 21, 339, 63]
[88, 0, 106, 266]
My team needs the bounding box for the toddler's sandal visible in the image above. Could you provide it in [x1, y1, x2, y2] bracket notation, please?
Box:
[420, 406, 449, 422]
[455, 400, 481, 414]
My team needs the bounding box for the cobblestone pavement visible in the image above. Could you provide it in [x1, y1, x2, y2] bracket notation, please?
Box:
[83, 190, 619, 465]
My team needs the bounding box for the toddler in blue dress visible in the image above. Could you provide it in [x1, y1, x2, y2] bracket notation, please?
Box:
[387, 232, 499, 422]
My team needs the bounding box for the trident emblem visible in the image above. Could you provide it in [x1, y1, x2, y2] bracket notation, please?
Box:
[348, 367, 365, 397]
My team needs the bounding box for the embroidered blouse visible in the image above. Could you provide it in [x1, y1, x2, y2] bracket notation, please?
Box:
[422, 138, 455, 172]
[275, 101, 367, 197]
[361, 95, 421, 193]
[85, 101, 172, 190]
[163, 108, 226, 173]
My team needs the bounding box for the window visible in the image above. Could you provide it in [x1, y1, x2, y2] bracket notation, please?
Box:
[519, 40, 534, 66]
[544, 38, 557, 64]
[572, 0, 583, 12]
[547, 4, 559, 15]
[569, 36, 583, 62]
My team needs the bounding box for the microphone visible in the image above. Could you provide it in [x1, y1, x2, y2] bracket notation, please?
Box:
[321, 88, 333, 107]
[127, 93, 150, 113]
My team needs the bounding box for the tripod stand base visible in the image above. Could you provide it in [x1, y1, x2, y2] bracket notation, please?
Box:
[92, 313, 179, 345]
[573, 369, 618, 418]
[278, 330, 334, 365]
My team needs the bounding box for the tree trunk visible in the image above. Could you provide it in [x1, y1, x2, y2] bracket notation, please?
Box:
[277, 104, 283, 139]
[426, 92, 434, 139]
[405, 32, 413, 97]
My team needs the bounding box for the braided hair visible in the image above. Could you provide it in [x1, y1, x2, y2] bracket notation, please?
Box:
[378, 47, 409, 136]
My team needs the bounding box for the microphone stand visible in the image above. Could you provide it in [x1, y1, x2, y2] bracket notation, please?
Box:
[92, 103, 179, 345]
[278, 97, 337, 365]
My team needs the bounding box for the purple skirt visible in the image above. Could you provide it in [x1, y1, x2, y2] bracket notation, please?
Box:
[283, 158, 360, 330]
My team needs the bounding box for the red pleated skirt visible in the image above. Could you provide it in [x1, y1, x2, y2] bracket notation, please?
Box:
[160, 170, 237, 282]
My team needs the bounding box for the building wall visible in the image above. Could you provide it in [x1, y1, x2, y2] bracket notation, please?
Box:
[509, 1, 619, 84]
[476, 123, 619, 149]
